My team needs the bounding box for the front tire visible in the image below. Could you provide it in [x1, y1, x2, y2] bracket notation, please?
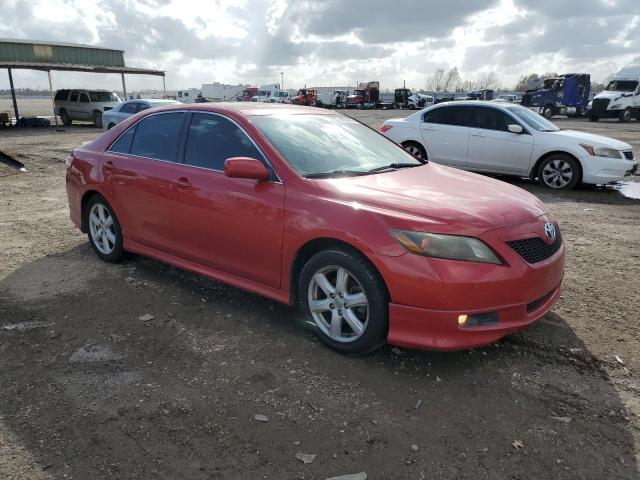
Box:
[619, 108, 631, 123]
[85, 195, 124, 263]
[537, 154, 580, 190]
[542, 106, 554, 119]
[299, 249, 388, 355]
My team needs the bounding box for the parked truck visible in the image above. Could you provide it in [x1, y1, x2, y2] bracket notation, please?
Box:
[235, 87, 258, 102]
[251, 83, 280, 102]
[346, 81, 380, 108]
[466, 89, 494, 101]
[291, 88, 318, 106]
[589, 64, 640, 122]
[521, 74, 590, 118]
[316, 89, 347, 108]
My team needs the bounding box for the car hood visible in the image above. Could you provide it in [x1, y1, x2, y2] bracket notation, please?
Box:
[547, 130, 631, 150]
[593, 91, 635, 101]
[315, 163, 549, 234]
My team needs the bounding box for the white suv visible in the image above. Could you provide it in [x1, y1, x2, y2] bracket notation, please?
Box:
[54, 89, 122, 128]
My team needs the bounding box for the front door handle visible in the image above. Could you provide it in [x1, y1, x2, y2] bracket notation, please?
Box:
[176, 176, 192, 188]
[103, 160, 115, 171]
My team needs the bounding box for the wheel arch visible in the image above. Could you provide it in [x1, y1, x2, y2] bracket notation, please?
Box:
[289, 237, 389, 306]
[80, 189, 113, 233]
[530, 150, 583, 183]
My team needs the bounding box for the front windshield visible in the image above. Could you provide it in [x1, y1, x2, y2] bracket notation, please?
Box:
[606, 80, 638, 92]
[251, 114, 422, 177]
[89, 91, 120, 102]
[507, 105, 560, 132]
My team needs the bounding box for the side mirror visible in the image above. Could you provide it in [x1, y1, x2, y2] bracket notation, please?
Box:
[508, 124, 523, 134]
[224, 157, 270, 181]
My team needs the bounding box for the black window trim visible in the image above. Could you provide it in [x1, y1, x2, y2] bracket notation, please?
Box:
[422, 103, 531, 135]
[107, 110, 281, 184]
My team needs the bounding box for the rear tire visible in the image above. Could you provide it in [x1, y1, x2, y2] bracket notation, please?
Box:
[299, 248, 388, 355]
[85, 195, 124, 263]
[107, 123, 115, 130]
[537, 154, 580, 190]
[93, 111, 103, 128]
[542, 106, 554, 119]
[401, 141, 427, 161]
[60, 109, 72, 126]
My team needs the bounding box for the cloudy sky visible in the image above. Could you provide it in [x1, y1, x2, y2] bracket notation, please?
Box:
[0, 0, 639, 92]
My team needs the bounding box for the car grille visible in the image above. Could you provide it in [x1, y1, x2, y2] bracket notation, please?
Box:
[591, 98, 610, 114]
[507, 228, 562, 264]
[622, 150, 634, 160]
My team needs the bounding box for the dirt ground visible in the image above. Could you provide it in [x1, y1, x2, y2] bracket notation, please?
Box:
[1, 100, 639, 479]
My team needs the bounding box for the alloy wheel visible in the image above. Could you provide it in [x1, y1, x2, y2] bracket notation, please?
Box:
[307, 265, 369, 343]
[542, 159, 573, 189]
[89, 203, 116, 255]
[405, 145, 424, 159]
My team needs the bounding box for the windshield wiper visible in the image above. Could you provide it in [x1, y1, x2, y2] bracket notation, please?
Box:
[367, 162, 424, 173]
[303, 169, 369, 179]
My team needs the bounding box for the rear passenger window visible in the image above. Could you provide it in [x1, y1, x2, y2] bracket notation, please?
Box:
[79, 93, 89, 103]
[129, 112, 186, 162]
[109, 127, 136, 154]
[184, 113, 263, 171]
[423, 106, 471, 126]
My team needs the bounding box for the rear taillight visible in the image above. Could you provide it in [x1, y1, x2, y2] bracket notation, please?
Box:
[379, 124, 393, 133]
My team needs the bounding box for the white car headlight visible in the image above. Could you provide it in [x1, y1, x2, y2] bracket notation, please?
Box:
[580, 144, 622, 159]
[390, 230, 502, 264]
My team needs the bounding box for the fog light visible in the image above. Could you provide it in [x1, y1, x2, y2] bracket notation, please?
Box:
[458, 312, 498, 327]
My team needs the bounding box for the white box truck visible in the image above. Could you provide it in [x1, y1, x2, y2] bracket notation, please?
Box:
[589, 64, 640, 122]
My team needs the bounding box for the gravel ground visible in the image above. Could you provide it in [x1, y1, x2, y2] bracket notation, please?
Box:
[1, 101, 639, 479]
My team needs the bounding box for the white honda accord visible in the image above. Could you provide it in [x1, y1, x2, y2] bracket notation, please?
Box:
[380, 101, 637, 189]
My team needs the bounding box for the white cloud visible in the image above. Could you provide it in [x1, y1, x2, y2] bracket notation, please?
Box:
[0, 0, 638, 92]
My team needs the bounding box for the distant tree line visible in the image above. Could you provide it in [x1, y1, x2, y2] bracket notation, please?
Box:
[425, 67, 501, 93]
[0, 88, 52, 96]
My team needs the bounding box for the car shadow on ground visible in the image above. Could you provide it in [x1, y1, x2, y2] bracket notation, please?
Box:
[0, 245, 638, 479]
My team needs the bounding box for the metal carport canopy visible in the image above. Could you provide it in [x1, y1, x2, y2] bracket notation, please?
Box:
[0, 38, 165, 128]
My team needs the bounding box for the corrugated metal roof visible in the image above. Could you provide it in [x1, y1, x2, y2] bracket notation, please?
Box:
[0, 38, 123, 52]
[0, 61, 164, 76]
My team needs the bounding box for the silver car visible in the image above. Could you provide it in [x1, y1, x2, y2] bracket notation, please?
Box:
[102, 99, 180, 130]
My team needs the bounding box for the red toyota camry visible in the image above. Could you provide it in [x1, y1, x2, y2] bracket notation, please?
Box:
[66, 103, 564, 354]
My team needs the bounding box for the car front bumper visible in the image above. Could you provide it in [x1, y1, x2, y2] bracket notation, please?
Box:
[368, 219, 565, 350]
[579, 154, 638, 184]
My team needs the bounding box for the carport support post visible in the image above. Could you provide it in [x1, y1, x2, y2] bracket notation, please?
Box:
[121, 73, 127, 100]
[7, 68, 19, 126]
[46, 70, 60, 131]
[162, 75, 166, 99]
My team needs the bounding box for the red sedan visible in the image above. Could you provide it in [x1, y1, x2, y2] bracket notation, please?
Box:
[66, 103, 564, 354]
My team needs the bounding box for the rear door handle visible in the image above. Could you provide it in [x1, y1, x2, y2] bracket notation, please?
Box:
[176, 176, 192, 188]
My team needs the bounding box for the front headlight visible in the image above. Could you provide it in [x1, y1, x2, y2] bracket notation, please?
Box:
[580, 144, 622, 159]
[390, 230, 502, 264]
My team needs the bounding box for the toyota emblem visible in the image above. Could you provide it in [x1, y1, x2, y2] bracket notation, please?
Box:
[544, 223, 556, 241]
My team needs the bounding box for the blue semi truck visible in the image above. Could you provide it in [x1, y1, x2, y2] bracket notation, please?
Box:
[521, 73, 590, 118]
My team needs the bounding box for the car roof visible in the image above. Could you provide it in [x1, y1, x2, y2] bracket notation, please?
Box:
[150, 102, 337, 116]
[123, 99, 178, 103]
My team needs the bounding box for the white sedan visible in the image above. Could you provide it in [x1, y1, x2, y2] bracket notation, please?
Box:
[381, 101, 638, 189]
[102, 99, 180, 131]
